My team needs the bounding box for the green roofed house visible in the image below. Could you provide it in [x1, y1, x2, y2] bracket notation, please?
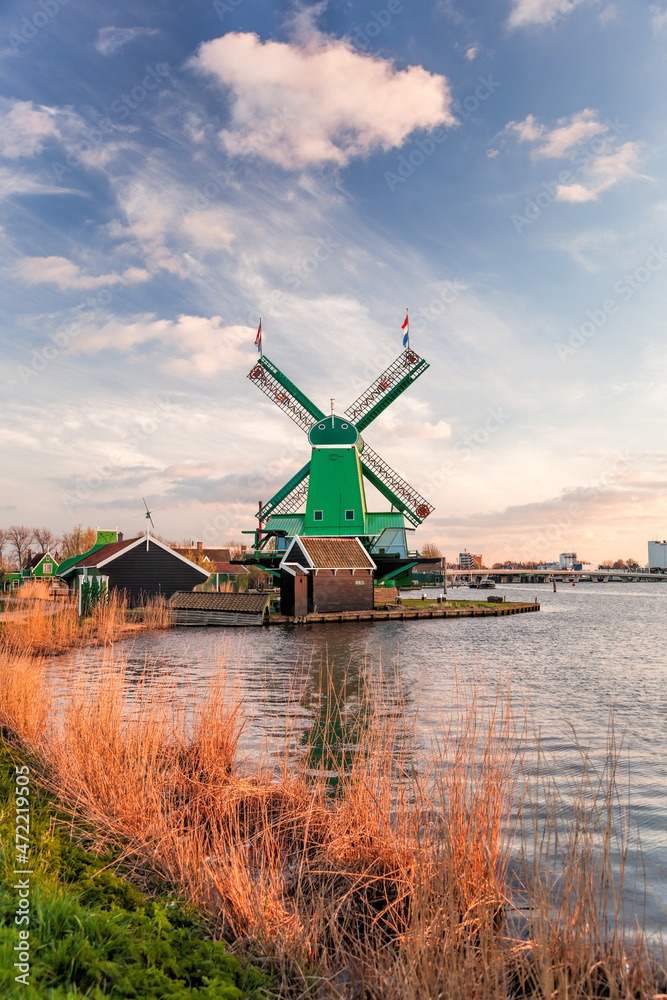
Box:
[2, 549, 61, 592]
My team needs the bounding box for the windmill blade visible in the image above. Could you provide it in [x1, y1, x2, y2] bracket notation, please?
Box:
[345, 349, 430, 432]
[360, 444, 434, 527]
[148, 514, 155, 531]
[257, 461, 311, 522]
[248, 355, 325, 432]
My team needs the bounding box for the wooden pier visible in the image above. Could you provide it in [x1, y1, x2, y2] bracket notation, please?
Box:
[270, 600, 540, 625]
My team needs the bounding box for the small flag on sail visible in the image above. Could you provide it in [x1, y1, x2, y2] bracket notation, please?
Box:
[255, 319, 262, 354]
[401, 310, 409, 348]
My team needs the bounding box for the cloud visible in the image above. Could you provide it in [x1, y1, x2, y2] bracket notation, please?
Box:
[507, 0, 591, 28]
[555, 142, 642, 202]
[464, 45, 478, 61]
[13, 256, 150, 290]
[65, 313, 257, 376]
[504, 109, 607, 160]
[190, 28, 454, 169]
[377, 417, 453, 439]
[0, 165, 79, 198]
[93, 27, 160, 56]
[180, 209, 235, 250]
[599, 5, 617, 24]
[0, 99, 61, 158]
[650, 4, 667, 33]
[502, 110, 643, 202]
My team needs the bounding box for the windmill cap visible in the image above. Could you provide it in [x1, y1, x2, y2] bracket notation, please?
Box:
[308, 415, 359, 447]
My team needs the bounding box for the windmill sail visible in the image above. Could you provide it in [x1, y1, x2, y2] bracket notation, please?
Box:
[360, 444, 433, 526]
[257, 462, 310, 522]
[248, 356, 325, 432]
[345, 349, 429, 431]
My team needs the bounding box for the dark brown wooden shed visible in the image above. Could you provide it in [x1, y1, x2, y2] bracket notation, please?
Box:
[279, 537, 376, 616]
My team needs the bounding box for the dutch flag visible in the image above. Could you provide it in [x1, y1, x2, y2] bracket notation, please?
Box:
[401, 310, 409, 348]
[255, 319, 262, 354]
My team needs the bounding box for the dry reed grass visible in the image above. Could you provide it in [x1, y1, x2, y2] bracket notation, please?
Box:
[0, 583, 172, 656]
[0, 646, 664, 999]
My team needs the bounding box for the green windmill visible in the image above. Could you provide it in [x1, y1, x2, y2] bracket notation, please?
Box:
[244, 346, 435, 587]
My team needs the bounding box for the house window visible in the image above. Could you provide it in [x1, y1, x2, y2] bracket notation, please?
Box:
[314, 510, 323, 521]
[43, 563, 52, 574]
[345, 510, 355, 521]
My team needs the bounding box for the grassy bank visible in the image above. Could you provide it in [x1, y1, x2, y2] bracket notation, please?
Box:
[0, 644, 664, 998]
[0, 741, 270, 998]
[0, 582, 172, 657]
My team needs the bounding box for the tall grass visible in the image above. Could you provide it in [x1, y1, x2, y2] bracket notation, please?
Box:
[0, 647, 664, 998]
[0, 584, 171, 656]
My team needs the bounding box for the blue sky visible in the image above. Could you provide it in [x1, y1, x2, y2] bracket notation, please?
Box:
[1, 0, 666, 564]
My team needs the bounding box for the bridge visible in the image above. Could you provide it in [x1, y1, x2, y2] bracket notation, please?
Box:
[442, 568, 666, 585]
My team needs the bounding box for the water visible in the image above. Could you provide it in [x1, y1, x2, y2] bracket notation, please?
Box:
[57, 581, 667, 938]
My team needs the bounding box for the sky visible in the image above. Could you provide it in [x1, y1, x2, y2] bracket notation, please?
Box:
[1, 0, 666, 566]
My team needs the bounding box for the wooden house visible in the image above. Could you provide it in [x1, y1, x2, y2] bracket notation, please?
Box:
[58, 532, 210, 605]
[279, 537, 376, 616]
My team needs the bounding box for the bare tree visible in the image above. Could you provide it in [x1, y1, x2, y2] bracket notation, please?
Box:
[420, 542, 442, 559]
[32, 527, 58, 554]
[60, 525, 97, 560]
[6, 525, 33, 567]
[225, 539, 245, 560]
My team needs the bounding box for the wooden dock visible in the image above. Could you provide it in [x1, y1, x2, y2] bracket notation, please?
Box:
[269, 601, 540, 625]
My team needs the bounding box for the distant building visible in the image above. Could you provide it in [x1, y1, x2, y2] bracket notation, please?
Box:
[559, 552, 579, 570]
[459, 552, 483, 569]
[648, 540, 667, 570]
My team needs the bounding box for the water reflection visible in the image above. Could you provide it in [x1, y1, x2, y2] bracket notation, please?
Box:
[51, 582, 667, 936]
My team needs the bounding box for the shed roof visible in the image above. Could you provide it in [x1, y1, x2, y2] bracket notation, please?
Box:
[70, 537, 139, 568]
[58, 535, 210, 578]
[168, 592, 270, 613]
[283, 536, 375, 571]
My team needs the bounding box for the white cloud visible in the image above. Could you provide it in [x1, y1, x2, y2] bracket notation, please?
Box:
[14, 256, 150, 290]
[93, 27, 160, 56]
[650, 4, 667, 33]
[508, 0, 591, 28]
[599, 5, 617, 24]
[181, 209, 235, 250]
[556, 142, 642, 202]
[190, 29, 454, 169]
[0, 99, 61, 158]
[0, 165, 79, 198]
[503, 110, 643, 202]
[464, 45, 478, 61]
[505, 109, 608, 160]
[65, 313, 256, 376]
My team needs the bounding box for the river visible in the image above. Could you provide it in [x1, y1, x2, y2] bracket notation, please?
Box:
[57, 581, 667, 940]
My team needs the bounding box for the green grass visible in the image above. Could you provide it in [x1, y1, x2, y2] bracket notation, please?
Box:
[0, 744, 271, 999]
